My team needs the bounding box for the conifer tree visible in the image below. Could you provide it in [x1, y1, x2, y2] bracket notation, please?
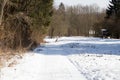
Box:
[0, 0, 53, 49]
[105, 0, 120, 38]
[106, 0, 120, 19]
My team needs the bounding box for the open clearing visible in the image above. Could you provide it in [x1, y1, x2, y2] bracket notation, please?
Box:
[1, 36, 120, 80]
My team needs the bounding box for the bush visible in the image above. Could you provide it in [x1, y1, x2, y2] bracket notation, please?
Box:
[0, 13, 36, 50]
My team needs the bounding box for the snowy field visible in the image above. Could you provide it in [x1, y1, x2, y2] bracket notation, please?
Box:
[1, 36, 120, 80]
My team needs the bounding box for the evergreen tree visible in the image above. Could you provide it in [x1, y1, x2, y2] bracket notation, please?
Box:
[105, 0, 120, 38]
[106, 0, 120, 19]
[58, 3, 65, 14]
[0, 0, 53, 49]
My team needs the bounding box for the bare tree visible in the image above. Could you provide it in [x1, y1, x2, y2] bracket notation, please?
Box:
[49, 4, 101, 37]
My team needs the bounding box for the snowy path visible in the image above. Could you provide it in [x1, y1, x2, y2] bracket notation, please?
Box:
[1, 53, 86, 80]
[1, 36, 120, 80]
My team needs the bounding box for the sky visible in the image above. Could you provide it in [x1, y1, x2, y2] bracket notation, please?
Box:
[54, 0, 110, 9]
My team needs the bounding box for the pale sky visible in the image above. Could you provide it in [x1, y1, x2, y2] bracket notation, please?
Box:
[54, 0, 110, 9]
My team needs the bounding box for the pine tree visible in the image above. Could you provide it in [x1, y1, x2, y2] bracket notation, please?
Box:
[106, 0, 120, 19]
[58, 3, 65, 14]
[105, 0, 120, 38]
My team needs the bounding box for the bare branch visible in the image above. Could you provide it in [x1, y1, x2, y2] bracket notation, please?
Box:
[0, 0, 8, 25]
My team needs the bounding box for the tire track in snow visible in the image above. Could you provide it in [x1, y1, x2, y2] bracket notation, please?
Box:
[61, 47, 89, 80]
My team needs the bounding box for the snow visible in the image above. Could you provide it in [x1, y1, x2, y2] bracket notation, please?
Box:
[1, 36, 120, 80]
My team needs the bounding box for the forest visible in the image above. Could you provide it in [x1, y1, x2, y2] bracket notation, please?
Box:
[49, 3, 105, 37]
[49, 0, 120, 39]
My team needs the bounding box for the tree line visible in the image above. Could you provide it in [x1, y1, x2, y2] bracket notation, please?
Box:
[49, 0, 120, 39]
[48, 3, 105, 38]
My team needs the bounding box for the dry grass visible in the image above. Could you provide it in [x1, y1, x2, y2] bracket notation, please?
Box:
[0, 48, 24, 68]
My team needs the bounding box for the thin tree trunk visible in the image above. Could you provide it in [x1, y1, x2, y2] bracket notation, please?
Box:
[0, 0, 8, 25]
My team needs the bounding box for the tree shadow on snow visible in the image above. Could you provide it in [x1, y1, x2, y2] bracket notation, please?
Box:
[33, 42, 120, 56]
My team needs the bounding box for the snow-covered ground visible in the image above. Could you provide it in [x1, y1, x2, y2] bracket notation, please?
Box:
[1, 36, 120, 80]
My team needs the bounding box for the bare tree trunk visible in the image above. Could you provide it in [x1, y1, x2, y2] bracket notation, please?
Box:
[0, 0, 8, 25]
